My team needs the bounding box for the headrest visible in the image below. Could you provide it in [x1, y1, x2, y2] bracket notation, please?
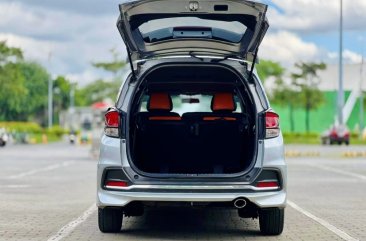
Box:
[211, 93, 236, 112]
[147, 93, 173, 111]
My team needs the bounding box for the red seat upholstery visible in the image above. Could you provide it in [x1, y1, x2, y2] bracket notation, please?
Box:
[147, 93, 181, 120]
[211, 92, 236, 112]
[203, 92, 237, 120]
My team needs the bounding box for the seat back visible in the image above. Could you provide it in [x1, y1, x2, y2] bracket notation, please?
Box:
[135, 93, 185, 172]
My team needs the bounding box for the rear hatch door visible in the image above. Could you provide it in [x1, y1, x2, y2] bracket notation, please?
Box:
[117, 0, 269, 62]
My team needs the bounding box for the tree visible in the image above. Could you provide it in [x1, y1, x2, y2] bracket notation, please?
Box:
[271, 78, 300, 132]
[0, 62, 27, 120]
[92, 48, 126, 81]
[0, 41, 50, 123]
[75, 49, 127, 106]
[291, 62, 326, 133]
[257, 60, 299, 131]
[256, 60, 285, 82]
[75, 80, 120, 106]
[0, 41, 23, 64]
[53, 76, 73, 124]
[18, 62, 49, 123]
[0, 42, 27, 121]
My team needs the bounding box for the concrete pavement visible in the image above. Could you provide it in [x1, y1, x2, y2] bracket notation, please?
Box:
[0, 143, 365, 241]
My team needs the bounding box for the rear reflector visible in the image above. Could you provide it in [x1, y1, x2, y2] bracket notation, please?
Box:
[265, 111, 280, 138]
[256, 181, 279, 188]
[105, 180, 129, 188]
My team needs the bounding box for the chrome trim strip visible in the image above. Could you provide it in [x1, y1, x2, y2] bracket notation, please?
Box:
[105, 184, 279, 191]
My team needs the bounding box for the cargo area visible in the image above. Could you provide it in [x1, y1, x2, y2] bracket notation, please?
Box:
[128, 65, 256, 175]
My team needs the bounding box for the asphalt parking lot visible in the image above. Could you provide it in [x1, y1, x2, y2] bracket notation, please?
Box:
[0, 143, 365, 241]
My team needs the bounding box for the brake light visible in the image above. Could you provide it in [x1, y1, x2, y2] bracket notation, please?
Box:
[256, 181, 279, 189]
[105, 180, 129, 189]
[104, 109, 120, 138]
[265, 111, 280, 138]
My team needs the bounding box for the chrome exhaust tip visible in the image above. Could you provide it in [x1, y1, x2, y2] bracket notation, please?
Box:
[233, 198, 247, 209]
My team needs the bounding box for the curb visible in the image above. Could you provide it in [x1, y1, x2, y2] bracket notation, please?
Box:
[286, 150, 366, 158]
[341, 151, 366, 158]
[285, 151, 320, 158]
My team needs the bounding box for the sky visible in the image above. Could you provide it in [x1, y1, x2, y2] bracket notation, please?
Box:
[0, 0, 365, 86]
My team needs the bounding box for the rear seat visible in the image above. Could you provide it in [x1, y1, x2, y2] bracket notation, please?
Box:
[137, 92, 181, 122]
[182, 93, 249, 173]
[135, 92, 249, 174]
[135, 93, 185, 173]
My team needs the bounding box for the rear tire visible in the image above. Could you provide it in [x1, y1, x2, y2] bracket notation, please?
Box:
[259, 208, 284, 235]
[98, 207, 123, 233]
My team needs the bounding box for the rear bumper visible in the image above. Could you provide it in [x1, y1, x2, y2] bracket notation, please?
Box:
[97, 188, 286, 209]
[97, 135, 287, 209]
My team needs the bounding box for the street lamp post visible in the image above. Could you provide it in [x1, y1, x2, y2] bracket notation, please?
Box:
[69, 83, 76, 131]
[70, 83, 75, 112]
[48, 52, 53, 128]
[338, 0, 344, 126]
[360, 55, 364, 139]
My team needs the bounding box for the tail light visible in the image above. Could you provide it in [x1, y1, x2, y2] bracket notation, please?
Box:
[105, 180, 129, 188]
[104, 109, 120, 138]
[265, 111, 280, 139]
[253, 169, 282, 190]
[256, 180, 279, 189]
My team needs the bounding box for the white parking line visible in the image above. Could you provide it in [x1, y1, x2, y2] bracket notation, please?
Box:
[0, 184, 30, 189]
[288, 200, 359, 241]
[47, 204, 97, 241]
[6, 161, 75, 179]
[309, 164, 366, 181]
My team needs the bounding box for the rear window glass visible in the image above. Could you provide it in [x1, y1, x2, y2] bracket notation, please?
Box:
[139, 17, 247, 43]
[139, 94, 242, 115]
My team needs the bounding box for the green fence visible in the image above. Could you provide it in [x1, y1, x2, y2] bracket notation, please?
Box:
[272, 91, 365, 133]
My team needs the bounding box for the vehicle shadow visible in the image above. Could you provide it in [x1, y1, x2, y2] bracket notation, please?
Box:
[118, 207, 262, 240]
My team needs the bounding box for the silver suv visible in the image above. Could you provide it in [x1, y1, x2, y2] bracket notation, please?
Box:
[97, 0, 286, 235]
